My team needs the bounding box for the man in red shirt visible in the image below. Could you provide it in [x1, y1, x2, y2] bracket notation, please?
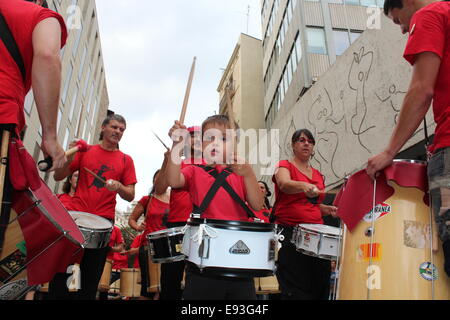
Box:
[48, 114, 137, 300]
[366, 0, 450, 276]
[0, 0, 67, 259]
[0, 0, 67, 168]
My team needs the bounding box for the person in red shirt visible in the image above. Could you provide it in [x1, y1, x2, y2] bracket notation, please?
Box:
[0, 0, 67, 170]
[166, 114, 264, 300]
[154, 125, 203, 300]
[57, 170, 78, 208]
[129, 170, 170, 300]
[273, 129, 337, 300]
[48, 114, 137, 300]
[366, 0, 450, 277]
[251, 180, 272, 223]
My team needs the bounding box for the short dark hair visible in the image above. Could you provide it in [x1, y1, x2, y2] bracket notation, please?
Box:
[99, 114, 126, 140]
[149, 169, 161, 196]
[24, 0, 48, 8]
[383, 0, 403, 15]
[291, 129, 315, 145]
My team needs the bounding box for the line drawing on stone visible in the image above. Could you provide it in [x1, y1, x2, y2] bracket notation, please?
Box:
[348, 46, 375, 153]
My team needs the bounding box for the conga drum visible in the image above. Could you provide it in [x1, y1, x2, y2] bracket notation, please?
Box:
[98, 259, 113, 292]
[338, 160, 450, 300]
[258, 276, 281, 294]
[120, 268, 141, 298]
[147, 259, 161, 293]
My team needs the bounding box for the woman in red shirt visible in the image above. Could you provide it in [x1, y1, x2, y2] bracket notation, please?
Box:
[272, 129, 337, 300]
[57, 170, 78, 208]
[128, 169, 170, 300]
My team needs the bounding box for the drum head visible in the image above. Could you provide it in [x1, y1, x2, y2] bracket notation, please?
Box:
[69, 211, 112, 230]
[299, 224, 341, 236]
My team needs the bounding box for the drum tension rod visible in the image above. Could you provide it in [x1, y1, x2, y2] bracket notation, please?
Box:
[6, 200, 41, 226]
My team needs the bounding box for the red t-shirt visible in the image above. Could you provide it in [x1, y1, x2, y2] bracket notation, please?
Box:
[272, 160, 325, 227]
[130, 234, 142, 268]
[181, 165, 249, 221]
[403, 1, 450, 153]
[168, 160, 205, 223]
[112, 252, 128, 270]
[57, 193, 73, 209]
[107, 226, 124, 260]
[138, 196, 150, 209]
[252, 207, 271, 223]
[67, 145, 137, 220]
[141, 196, 169, 244]
[0, 0, 67, 132]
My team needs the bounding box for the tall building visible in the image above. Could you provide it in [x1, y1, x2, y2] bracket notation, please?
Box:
[22, 0, 109, 193]
[217, 34, 265, 132]
[261, 0, 384, 128]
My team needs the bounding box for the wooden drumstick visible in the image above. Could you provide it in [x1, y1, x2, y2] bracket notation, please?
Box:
[38, 145, 79, 172]
[179, 56, 197, 125]
[83, 167, 107, 184]
[0, 130, 10, 223]
[151, 130, 170, 151]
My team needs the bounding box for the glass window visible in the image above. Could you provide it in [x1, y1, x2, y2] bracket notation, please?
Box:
[72, 22, 83, 57]
[83, 65, 91, 96]
[333, 29, 351, 56]
[78, 46, 87, 80]
[287, 0, 293, 23]
[63, 128, 70, 150]
[345, 0, 360, 5]
[328, 0, 343, 3]
[361, 0, 376, 6]
[306, 28, 327, 54]
[24, 91, 34, 115]
[69, 86, 78, 122]
[57, 108, 62, 132]
[350, 31, 362, 43]
[295, 33, 302, 62]
[61, 62, 73, 104]
[376, 0, 384, 7]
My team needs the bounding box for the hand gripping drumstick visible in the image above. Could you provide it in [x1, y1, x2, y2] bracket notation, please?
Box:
[83, 167, 106, 184]
[38, 139, 88, 172]
[179, 57, 197, 125]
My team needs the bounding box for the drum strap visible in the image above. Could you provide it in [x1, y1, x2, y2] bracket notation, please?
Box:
[0, 11, 26, 82]
[193, 165, 257, 219]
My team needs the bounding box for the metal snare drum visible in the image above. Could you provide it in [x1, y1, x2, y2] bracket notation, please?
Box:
[293, 224, 342, 260]
[146, 226, 186, 263]
[69, 211, 113, 249]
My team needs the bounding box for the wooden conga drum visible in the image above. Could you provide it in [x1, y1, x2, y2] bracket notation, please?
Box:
[120, 268, 141, 297]
[147, 260, 161, 293]
[338, 160, 450, 300]
[258, 276, 280, 294]
[98, 259, 113, 292]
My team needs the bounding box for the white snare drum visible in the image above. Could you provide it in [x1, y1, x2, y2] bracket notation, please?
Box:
[182, 218, 278, 277]
[292, 224, 342, 260]
[69, 211, 113, 249]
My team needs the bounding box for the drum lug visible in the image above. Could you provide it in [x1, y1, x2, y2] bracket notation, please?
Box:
[198, 237, 210, 259]
[365, 227, 374, 237]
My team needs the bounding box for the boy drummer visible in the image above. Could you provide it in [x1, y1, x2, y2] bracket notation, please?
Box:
[166, 114, 263, 300]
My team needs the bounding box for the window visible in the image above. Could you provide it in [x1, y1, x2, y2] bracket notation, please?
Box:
[295, 32, 302, 62]
[63, 128, 70, 150]
[69, 86, 78, 123]
[72, 21, 83, 57]
[350, 31, 362, 43]
[78, 46, 87, 80]
[24, 91, 34, 115]
[328, 0, 343, 3]
[361, 0, 376, 5]
[57, 108, 62, 132]
[61, 62, 73, 104]
[333, 29, 351, 56]
[345, 0, 360, 5]
[306, 28, 327, 54]
[376, 0, 384, 7]
[83, 65, 91, 97]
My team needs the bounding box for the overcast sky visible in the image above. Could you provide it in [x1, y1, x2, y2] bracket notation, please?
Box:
[95, 0, 263, 212]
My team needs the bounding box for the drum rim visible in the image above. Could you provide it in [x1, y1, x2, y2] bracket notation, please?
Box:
[186, 261, 275, 278]
[393, 159, 427, 165]
[188, 217, 275, 231]
[68, 210, 113, 230]
[150, 255, 185, 263]
[27, 188, 84, 248]
[297, 223, 342, 236]
[146, 226, 185, 238]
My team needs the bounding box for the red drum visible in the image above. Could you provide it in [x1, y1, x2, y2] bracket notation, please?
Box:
[0, 179, 84, 300]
